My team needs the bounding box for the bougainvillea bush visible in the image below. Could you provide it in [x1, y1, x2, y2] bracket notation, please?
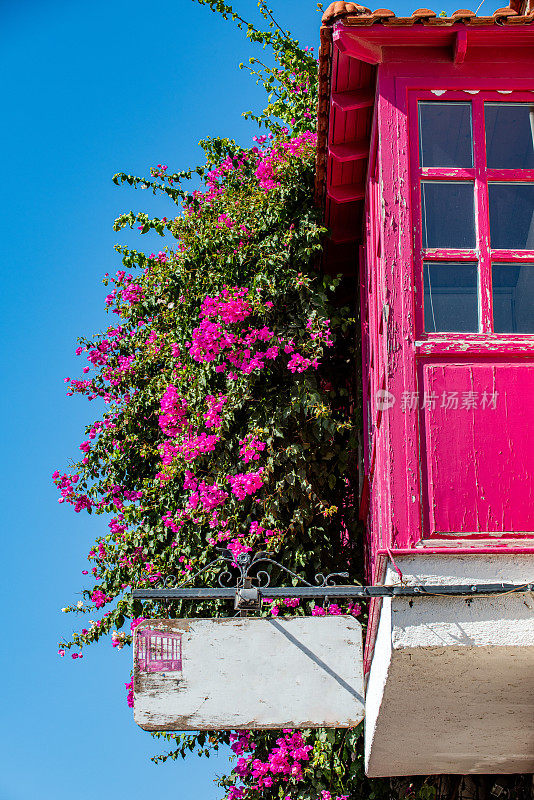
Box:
[55, 2, 389, 798]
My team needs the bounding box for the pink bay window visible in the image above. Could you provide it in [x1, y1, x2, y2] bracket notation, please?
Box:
[318, 6, 534, 774]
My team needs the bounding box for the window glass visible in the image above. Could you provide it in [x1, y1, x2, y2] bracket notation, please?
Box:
[421, 182, 476, 249]
[424, 263, 479, 332]
[492, 263, 534, 333]
[419, 102, 473, 168]
[489, 183, 534, 249]
[485, 104, 534, 169]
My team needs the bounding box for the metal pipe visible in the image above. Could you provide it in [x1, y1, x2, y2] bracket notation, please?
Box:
[132, 582, 534, 601]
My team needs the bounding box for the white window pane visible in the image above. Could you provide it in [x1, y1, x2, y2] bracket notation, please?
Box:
[493, 263, 534, 332]
[424, 262, 479, 332]
[485, 104, 534, 169]
[419, 102, 473, 168]
[421, 182, 475, 249]
[489, 183, 534, 249]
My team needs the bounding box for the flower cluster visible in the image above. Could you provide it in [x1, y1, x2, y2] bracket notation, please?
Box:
[255, 131, 317, 192]
[320, 793, 348, 800]
[91, 589, 111, 609]
[186, 287, 330, 389]
[239, 435, 266, 463]
[158, 385, 188, 436]
[53, 470, 93, 513]
[228, 469, 264, 501]
[125, 679, 134, 708]
[233, 730, 312, 792]
[112, 631, 127, 649]
[203, 394, 227, 428]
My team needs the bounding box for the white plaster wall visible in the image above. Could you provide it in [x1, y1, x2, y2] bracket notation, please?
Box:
[365, 555, 534, 776]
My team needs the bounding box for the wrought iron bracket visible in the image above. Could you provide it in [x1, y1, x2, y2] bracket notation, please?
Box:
[131, 550, 534, 609]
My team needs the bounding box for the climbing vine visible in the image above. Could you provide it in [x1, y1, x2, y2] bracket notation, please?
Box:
[54, 3, 490, 800]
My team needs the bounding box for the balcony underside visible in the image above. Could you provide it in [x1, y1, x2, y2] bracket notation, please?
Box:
[365, 555, 534, 776]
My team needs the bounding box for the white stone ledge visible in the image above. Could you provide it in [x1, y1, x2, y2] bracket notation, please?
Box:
[364, 555, 534, 777]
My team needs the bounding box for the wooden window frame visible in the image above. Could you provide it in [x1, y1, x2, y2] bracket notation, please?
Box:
[408, 89, 534, 345]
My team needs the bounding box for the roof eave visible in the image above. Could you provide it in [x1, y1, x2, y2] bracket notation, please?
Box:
[314, 11, 534, 273]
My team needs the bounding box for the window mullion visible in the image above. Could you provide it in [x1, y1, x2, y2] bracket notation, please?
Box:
[472, 96, 493, 333]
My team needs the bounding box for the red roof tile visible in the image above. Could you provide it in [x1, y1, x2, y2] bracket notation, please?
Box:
[322, 2, 371, 22]
[321, 0, 533, 24]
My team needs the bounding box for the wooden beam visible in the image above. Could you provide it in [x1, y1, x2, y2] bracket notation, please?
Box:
[330, 231, 358, 244]
[329, 140, 369, 163]
[332, 89, 374, 113]
[327, 184, 365, 204]
[334, 29, 383, 65]
[453, 28, 468, 65]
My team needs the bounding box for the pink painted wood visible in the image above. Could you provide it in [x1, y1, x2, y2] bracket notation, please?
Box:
[348, 44, 534, 568]
[419, 363, 534, 535]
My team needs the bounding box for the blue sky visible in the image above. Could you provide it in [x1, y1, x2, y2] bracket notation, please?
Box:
[0, 0, 454, 798]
